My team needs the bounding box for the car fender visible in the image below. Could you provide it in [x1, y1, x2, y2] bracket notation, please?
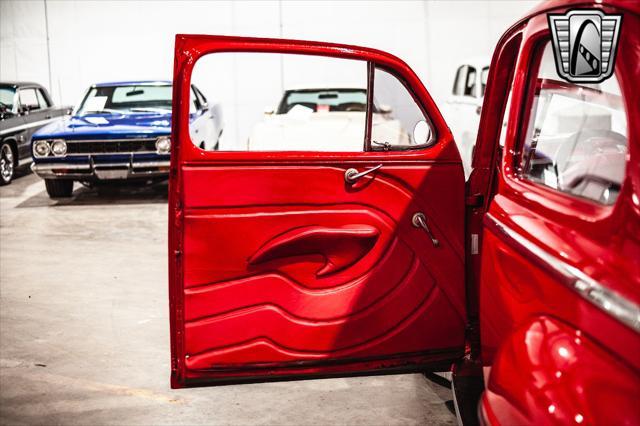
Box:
[480, 316, 640, 425]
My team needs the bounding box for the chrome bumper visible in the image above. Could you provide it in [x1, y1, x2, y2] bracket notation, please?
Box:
[31, 160, 170, 180]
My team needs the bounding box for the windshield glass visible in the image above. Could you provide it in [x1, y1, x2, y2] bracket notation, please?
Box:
[277, 89, 369, 114]
[0, 87, 16, 110]
[77, 84, 172, 114]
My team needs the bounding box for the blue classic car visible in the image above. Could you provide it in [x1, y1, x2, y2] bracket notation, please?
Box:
[31, 80, 222, 198]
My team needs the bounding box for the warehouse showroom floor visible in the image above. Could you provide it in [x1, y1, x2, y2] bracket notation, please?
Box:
[0, 172, 456, 425]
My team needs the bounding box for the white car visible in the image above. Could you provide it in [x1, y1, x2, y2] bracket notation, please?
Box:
[442, 58, 490, 177]
[248, 88, 406, 151]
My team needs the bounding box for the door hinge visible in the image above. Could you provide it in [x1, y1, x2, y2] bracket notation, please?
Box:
[465, 193, 484, 207]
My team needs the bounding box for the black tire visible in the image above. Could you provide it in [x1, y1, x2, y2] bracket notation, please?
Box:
[45, 179, 74, 198]
[0, 142, 15, 186]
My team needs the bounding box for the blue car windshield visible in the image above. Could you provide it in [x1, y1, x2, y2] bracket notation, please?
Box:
[77, 84, 172, 114]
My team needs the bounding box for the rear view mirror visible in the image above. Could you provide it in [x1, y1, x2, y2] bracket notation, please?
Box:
[126, 89, 145, 97]
[263, 107, 275, 116]
[413, 120, 431, 145]
[318, 93, 339, 99]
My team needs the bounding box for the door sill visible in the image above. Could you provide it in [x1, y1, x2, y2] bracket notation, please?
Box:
[174, 347, 464, 388]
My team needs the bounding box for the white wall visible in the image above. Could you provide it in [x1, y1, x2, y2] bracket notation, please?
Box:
[0, 0, 536, 109]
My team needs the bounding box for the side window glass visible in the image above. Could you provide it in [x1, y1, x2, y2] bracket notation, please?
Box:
[195, 87, 208, 106]
[520, 42, 627, 205]
[19, 89, 40, 111]
[371, 67, 432, 149]
[452, 65, 468, 96]
[499, 77, 515, 150]
[189, 87, 199, 113]
[192, 53, 368, 151]
[191, 53, 435, 152]
[36, 89, 50, 108]
[480, 67, 490, 97]
[464, 66, 477, 97]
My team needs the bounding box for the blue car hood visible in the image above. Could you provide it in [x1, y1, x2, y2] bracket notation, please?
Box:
[33, 111, 173, 140]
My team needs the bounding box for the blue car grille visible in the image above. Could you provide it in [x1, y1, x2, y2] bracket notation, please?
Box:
[66, 138, 158, 155]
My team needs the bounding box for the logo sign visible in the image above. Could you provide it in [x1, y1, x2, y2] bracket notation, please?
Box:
[548, 10, 622, 83]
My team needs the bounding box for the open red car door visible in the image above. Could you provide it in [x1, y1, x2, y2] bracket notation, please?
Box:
[169, 35, 467, 387]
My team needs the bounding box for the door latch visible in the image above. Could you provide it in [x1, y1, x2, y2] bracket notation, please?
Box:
[412, 212, 439, 247]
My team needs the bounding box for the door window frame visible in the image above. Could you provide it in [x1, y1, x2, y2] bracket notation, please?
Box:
[36, 88, 51, 109]
[499, 12, 634, 225]
[171, 36, 456, 164]
[517, 44, 626, 206]
[452, 65, 467, 96]
[453, 64, 478, 98]
[366, 62, 437, 151]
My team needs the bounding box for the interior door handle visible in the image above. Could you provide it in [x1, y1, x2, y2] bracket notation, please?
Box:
[412, 212, 439, 247]
[248, 225, 379, 277]
[344, 164, 382, 184]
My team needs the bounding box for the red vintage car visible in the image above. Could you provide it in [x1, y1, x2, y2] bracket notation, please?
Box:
[167, 0, 639, 424]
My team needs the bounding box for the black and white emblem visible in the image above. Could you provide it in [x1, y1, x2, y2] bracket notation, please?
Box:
[548, 10, 622, 83]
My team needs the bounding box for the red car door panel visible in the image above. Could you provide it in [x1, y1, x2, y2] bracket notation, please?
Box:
[181, 166, 466, 371]
[170, 36, 466, 386]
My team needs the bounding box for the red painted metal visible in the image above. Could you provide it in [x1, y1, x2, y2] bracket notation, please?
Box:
[169, 2, 640, 424]
[169, 36, 466, 387]
[480, 317, 640, 425]
[475, 3, 640, 425]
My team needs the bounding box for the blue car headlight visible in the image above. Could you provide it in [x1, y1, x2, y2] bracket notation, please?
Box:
[155, 136, 171, 154]
[33, 140, 50, 158]
[50, 139, 67, 156]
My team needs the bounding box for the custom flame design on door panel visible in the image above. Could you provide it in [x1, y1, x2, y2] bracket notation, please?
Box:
[181, 165, 466, 371]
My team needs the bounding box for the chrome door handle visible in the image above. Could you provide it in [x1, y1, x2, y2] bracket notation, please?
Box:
[344, 164, 382, 184]
[412, 212, 439, 247]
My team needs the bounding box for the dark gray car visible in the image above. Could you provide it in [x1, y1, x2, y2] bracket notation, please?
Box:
[0, 82, 70, 185]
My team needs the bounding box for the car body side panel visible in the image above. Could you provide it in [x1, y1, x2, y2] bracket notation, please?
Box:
[481, 202, 640, 371]
[478, 7, 640, 426]
[480, 316, 640, 425]
[0, 116, 26, 157]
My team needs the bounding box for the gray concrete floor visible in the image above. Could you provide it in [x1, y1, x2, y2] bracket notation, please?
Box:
[0, 169, 456, 426]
